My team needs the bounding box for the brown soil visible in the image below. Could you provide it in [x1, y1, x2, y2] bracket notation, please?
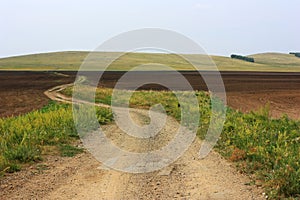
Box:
[227, 90, 300, 119]
[0, 71, 75, 118]
[1, 71, 300, 119]
[95, 71, 300, 120]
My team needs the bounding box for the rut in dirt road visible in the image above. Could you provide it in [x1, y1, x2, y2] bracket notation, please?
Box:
[42, 83, 265, 199]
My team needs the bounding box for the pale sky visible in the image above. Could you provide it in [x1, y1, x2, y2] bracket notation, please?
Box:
[1, 0, 299, 58]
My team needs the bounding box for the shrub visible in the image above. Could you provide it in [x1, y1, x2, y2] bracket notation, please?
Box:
[289, 52, 300, 58]
[231, 54, 255, 62]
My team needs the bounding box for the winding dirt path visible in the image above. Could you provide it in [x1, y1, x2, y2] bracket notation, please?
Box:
[0, 83, 265, 200]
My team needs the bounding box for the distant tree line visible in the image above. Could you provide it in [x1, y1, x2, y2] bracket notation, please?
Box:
[230, 54, 255, 62]
[289, 52, 300, 58]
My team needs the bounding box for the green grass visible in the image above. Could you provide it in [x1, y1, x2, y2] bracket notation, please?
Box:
[59, 144, 84, 157]
[0, 51, 300, 71]
[220, 109, 300, 199]
[62, 86, 300, 199]
[0, 101, 113, 174]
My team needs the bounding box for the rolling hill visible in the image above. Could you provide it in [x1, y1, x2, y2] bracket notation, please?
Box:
[0, 51, 299, 71]
[249, 52, 300, 70]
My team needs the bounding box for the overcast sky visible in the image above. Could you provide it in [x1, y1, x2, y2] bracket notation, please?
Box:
[1, 0, 299, 58]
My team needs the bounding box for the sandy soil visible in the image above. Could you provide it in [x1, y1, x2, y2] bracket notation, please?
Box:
[0, 142, 265, 200]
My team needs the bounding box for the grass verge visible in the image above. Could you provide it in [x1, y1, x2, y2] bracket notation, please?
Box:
[0, 101, 113, 175]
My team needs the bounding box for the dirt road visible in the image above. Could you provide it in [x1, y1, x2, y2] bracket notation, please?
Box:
[0, 83, 265, 199]
[1, 147, 265, 199]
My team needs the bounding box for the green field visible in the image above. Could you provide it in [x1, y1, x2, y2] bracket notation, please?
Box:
[0, 51, 300, 71]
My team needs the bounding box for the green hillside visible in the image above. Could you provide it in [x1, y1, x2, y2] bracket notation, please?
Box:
[249, 52, 300, 70]
[0, 51, 299, 71]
